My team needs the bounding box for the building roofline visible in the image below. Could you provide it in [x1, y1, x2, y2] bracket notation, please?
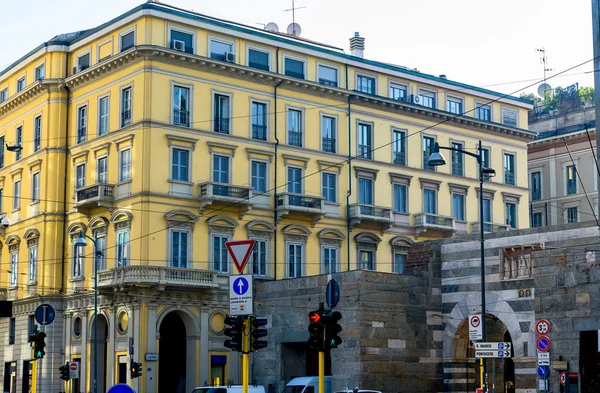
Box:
[1, 2, 533, 107]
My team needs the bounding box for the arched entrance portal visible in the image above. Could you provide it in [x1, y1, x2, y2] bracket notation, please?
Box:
[159, 311, 197, 393]
[91, 314, 109, 393]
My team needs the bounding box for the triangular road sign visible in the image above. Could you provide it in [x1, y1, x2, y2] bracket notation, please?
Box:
[225, 240, 256, 273]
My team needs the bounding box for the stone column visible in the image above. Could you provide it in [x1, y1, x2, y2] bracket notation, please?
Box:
[146, 306, 158, 393]
[108, 307, 116, 386]
[200, 311, 209, 385]
[81, 311, 88, 393]
[133, 305, 141, 393]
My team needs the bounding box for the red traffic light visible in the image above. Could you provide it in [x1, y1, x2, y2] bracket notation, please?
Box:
[308, 311, 321, 323]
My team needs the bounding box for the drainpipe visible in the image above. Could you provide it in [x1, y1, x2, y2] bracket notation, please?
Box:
[273, 48, 281, 280]
[61, 57, 71, 293]
[345, 64, 352, 271]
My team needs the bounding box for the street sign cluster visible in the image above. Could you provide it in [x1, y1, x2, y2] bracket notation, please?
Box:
[535, 319, 551, 391]
[474, 342, 512, 358]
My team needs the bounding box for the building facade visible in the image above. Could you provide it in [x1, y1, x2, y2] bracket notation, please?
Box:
[0, 1, 533, 392]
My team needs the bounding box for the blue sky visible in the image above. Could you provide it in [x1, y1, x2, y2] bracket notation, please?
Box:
[0, 0, 595, 97]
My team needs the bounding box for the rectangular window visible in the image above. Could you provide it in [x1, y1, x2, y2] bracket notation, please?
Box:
[481, 148, 491, 181]
[423, 136, 435, 171]
[119, 149, 131, 182]
[323, 247, 337, 274]
[393, 253, 407, 274]
[482, 198, 492, 223]
[321, 116, 336, 153]
[288, 109, 302, 147]
[420, 91, 436, 108]
[78, 53, 90, 71]
[76, 164, 86, 189]
[322, 173, 337, 203]
[532, 212, 543, 227]
[212, 155, 230, 184]
[393, 184, 407, 213]
[252, 240, 268, 276]
[452, 194, 465, 221]
[173, 86, 190, 127]
[9, 318, 15, 345]
[504, 153, 515, 185]
[210, 39, 233, 61]
[476, 104, 491, 121]
[0, 189, 3, 213]
[0, 89, 7, 103]
[35, 65, 45, 80]
[0, 137, 4, 168]
[423, 189, 436, 214]
[359, 250, 374, 270]
[358, 123, 372, 159]
[451, 142, 464, 176]
[212, 235, 229, 273]
[248, 49, 269, 71]
[95, 236, 106, 272]
[32, 173, 40, 202]
[393, 130, 406, 165]
[214, 94, 230, 133]
[566, 165, 577, 195]
[15, 126, 22, 160]
[116, 230, 129, 267]
[251, 102, 267, 140]
[284, 57, 305, 79]
[121, 87, 132, 127]
[531, 172, 541, 200]
[73, 244, 83, 278]
[17, 77, 25, 92]
[356, 75, 375, 95]
[28, 247, 37, 283]
[169, 29, 193, 53]
[318, 65, 338, 87]
[97, 157, 108, 184]
[171, 148, 190, 182]
[447, 97, 463, 114]
[171, 230, 189, 268]
[98, 96, 109, 135]
[251, 161, 267, 193]
[506, 202, 517, 228]
[390, 83, 407, 101]
[287, 167, 303, 194]
[502, 108, 518, 127]
[34, 116, 41, 151]
[9, 254, 17, 287]
[287, 243, 303, 278]
[13, 181, 20, 209]
[566, 207, 578, 223]
[120, 31, 135, 52]
[358, 178, 373, 205]
[28, 315, 35, 335]
[77, 106, 87, 143]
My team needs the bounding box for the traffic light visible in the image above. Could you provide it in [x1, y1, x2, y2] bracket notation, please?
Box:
[308, 310, 324, 351]
[325, 311, 342, 349]
[130, 361, 143, 379]
[250, 317, 268, 351]
[33, 332, 46, 359]
[224, 315, 244, 352]
[59, 364, 70, 381]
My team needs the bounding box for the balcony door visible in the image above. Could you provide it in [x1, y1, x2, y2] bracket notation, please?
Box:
[213, 155, 230, 197]
[288, 167, 303, 206]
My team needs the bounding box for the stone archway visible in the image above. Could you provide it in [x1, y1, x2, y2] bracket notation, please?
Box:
[90, 313, 109, 393]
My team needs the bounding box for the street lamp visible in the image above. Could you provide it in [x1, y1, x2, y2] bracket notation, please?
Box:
[5, 143, 22, 153]
[74, 231, 103, 393]
[428, 140, 495, 392]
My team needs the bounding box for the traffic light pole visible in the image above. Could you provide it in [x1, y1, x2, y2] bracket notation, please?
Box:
[318, 350, 324, 393]
[31, 351, 37, 393]
[242, 317, 249, 393]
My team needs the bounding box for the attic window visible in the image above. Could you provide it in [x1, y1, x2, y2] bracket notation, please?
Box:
[121, 31, 135, 52]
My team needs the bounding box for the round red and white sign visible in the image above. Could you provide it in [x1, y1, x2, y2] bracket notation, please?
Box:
[470, 316, 481, 328]
[560, 372, 567, 386]
[70, 362, 78, 371]
[536, 319, 551, 335]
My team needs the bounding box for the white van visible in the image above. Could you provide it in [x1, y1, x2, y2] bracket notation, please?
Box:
[192, 386, 266, 393]
[281, 377, 332, 393]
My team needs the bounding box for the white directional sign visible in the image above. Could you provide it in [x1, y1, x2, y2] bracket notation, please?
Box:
[229, 274, 253, 316]
[538, 352, 550, 366]
[469, 315, 483, 340]
[474, 342, 512, 351]
[475, 350, 512, 358]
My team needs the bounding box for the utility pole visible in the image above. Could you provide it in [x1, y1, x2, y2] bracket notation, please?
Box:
[592, 0, 600, 219]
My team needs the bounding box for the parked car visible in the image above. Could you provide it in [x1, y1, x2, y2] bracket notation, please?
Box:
[193, 386, 266, 393]
[335, 389, 381, 393]
[281, 377, 332, 393]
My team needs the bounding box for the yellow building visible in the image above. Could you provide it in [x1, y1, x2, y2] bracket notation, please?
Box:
[0, 2, 534, 393]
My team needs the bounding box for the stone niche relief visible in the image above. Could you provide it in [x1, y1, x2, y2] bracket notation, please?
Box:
[500, 244, 542, 280]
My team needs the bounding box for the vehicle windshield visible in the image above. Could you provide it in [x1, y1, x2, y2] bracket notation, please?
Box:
[281, 386, 305, 393]
[193, 389, 228, 393]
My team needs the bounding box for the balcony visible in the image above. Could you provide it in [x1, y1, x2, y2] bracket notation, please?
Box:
[471, 222, 510, 233]
[531, 189, 542, 201]
[74, 184, 114, 213]
[452, 161, 464, 176]
[414, 212, 455, 236]
[358, 145, 372, 159]
[393, 151, 405, 165]
[199, 181, 253, 217]
[349, 204, 393, 233]
[174, 109, 190, 127]
[288, 130, 302, 147]
[214, 117, 230, 134]
[276, 192, 325, 225]
[252, 124, 267, 140]
[322, 137, 336, 153]
[121, 110, 132, 127]
[97, 266, 224, 292]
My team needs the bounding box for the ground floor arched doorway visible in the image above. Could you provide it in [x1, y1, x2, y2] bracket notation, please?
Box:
[159, 312, 188, 393]
[91, 314, 109, 393]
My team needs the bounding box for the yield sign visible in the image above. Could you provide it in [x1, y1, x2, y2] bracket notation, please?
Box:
[226, 240, 256, 273]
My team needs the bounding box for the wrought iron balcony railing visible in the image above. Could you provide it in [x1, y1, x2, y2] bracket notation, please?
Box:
[393, 151, 406, 165]
[288, 130, 302, 147]
[214, 117, 230, 133]
[322, 137, 336, 153]
[252, 124, 267, 140]
[504, 172, 515, 186]
[174, 110, 190, 127]
[121, 110, 132, 127]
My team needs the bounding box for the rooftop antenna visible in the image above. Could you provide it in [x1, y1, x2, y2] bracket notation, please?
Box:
[535, 47, 554, 98]
[284, 0, 306, 35]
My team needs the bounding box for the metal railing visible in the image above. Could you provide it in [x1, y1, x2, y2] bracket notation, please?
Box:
[322, 137, 336, 153]
[414, 212, 454, 229]
[288, 130, 302, 146]
[174, 110, 190, 127]
[393, 151, 405, 165]
[423, 156, 435, 171]
[567, 182, 577, 195]
[77, 127, 87, 144]
[349, 204, 392, 220]
[452, 161, 464, 176]
[277, 193, 323, 210]
[214, 117, 230, 133]
[121, 110, 131, 126]
[252, 124, 267, 140]
[97, 265, 218, 289]
[531, 189, 542, 201]
[471, 222, 510, 233]
[200, 182, 251, 200]
[76, 184, 114, 203]
[358, 145, 372, 159]
[504, 172, 515, 185]
[319, 79, 338, 87]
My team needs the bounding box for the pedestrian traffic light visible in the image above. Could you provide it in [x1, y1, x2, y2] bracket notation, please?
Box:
[250, 317, 268, 351]
[130, 361, 143, 379]
[224, 315, 244, 352]
[59, 364, 70, 381]
[325, 311, 342, 349]
[308, 310, 324, 351]
[33, 332, 46, 359]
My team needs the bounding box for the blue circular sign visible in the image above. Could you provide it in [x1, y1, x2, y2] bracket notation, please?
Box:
[233, 277, 249, 295]
[107, 384, 136, 393]
[326, 279, 340, 309]
[35, 304, 56, 325]
[538, 366, 549, 378]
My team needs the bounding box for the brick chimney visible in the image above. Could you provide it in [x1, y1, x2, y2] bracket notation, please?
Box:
[349, 32, 365, 58]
